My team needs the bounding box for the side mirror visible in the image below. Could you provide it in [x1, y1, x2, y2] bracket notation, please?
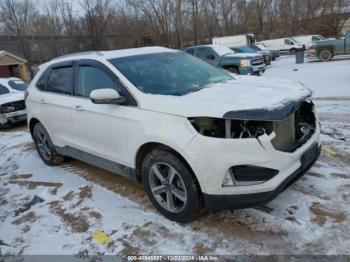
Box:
[90, 88, 126, 105]
[205, 54, 215, 60]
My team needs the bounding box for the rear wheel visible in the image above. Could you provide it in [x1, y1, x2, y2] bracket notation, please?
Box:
[33, 123, 64, 166]
[319, 49, 333, 62]
[142, 149, 201, 223]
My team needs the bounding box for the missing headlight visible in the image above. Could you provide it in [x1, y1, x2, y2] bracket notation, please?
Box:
[189, 117, 273, 139]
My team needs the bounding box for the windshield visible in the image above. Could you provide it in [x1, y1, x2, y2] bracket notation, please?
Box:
[318, 35, 325, 40]
[238, 46, 257, 53]
[109, 52, 232, 96]
[8, 80, 27, 91]
[0, 84, 10, 95]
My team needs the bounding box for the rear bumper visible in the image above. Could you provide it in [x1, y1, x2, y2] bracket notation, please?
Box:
[203, 144, 321, 210]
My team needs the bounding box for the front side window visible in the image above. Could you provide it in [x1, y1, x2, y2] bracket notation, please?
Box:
[46, 66, 74, 95]
[0, 84, 9, 95]
[284, 39, 292, 45]
[196, 48, 215, 60]
[8, 80, 27, 91]
[109, 52, 232, 96]
[76, 66, 122, 97]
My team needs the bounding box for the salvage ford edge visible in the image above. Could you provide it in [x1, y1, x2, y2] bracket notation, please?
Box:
[25, 47, 321, 222]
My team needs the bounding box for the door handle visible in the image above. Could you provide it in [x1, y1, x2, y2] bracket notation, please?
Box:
[40, 99, 46, 104]
[73, 105, 84, 111]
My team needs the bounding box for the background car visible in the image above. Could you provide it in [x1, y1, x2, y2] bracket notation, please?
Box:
[0, 77, 27, 127]
[185, 45, 265, 75]
[251, 44, 280, 60]
[231, 45, 271, 65]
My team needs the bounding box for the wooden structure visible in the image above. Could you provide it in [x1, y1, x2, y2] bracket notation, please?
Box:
[0, 50, 29, 81]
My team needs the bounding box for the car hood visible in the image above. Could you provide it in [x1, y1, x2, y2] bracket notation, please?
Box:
[224, 53, 262, 59]
[139, 76, 312, 121]
[0, 92, 24, 106]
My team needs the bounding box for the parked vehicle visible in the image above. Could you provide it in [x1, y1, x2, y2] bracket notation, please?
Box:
[260, 38, 303, 54]
[0, 77, 27, 126]
[26, 47, 321, 222]
[251, 44, 280, 60]
[309, 30, 350, 61]
[185, 45, 265, 75]
[212, 34, 256, 47]
[291, 35, 325, 49]
[231, 45, 271, 65]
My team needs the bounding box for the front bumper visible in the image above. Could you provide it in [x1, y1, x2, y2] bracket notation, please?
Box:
[203, 144, 321, 210]
[239, 65, 265, 76]
[184, 118, 321, 207]
[0, 109, 27, 125]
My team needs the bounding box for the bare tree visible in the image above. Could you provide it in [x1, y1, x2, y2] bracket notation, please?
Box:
[0, 0, 38, 73]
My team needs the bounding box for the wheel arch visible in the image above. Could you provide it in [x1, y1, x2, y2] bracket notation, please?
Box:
[316, 45, 335, 55]
[134, 142, 203, 195]
[29, 118, 40, 139]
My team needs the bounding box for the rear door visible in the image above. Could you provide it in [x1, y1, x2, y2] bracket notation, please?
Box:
[69, 60, 130, 166]
[30, 61, 75, 146]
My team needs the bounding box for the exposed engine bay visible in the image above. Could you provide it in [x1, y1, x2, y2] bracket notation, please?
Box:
[189, 101, 316, 152]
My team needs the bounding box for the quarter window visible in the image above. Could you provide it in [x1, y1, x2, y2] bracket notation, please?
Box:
[76, 65, 122, 97]
[0, 84, 9, 95]
[46, 66, 74, 95]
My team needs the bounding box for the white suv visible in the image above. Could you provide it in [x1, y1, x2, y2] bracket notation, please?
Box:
[26, 47, 321, 222]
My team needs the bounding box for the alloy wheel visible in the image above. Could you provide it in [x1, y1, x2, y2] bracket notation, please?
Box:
[149, 162, 187, 213]
[35, 130, 52, 161]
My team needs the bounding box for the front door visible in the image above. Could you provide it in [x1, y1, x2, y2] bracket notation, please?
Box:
[69, 60, 129, 166]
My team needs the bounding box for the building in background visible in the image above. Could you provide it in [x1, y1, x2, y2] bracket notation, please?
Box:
[0, 51, 29, 82]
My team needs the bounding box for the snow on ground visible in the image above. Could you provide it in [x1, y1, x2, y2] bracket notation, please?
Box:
[0, 56, 350, 256]
[264, 55, 350, 98]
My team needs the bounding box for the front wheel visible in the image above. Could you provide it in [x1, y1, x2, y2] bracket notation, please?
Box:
[33, 123, 64, 166]
[142, 149, 202, 223]
[226, 67, 239, 74]
[290, 48, 296, 55]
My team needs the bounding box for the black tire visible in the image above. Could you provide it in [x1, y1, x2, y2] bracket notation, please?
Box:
[318, 49, 333, 62]
[290, 48, 296, 55]
[33, 122, 64, 166]
[142, 149, 202, 223]
[226, 67, 239, 74]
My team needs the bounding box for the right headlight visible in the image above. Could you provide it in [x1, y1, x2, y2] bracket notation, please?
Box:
[240, 59, 251, 67]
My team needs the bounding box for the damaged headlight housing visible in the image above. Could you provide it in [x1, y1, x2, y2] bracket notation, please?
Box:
[0, 105, 15, 114]
[188, 117, 273, 139]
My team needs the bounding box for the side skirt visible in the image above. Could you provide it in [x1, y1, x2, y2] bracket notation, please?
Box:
[55, 146, 138, 182]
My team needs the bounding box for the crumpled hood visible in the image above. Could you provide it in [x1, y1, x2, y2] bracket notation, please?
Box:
[139, 76, 312, 121]
[0, 92, 24, 106]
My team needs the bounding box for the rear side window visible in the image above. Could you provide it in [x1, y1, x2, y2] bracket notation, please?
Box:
[47, 66, 74, 95]
[8, 80, 27, 91]
[0, 84, 9, 95]
[76, 65, 122, 97]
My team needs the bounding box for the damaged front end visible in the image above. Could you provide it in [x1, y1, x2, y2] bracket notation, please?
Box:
[0, 100, 27, 126]
[189, 100, 317, 153]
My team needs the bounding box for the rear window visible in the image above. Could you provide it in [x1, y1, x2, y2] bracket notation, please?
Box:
[8, 80, 27, 91]
[46, 66, 74, 95]
[0, 84, 9, 95]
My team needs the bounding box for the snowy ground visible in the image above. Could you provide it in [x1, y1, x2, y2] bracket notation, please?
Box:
[0, 56, 350, 256]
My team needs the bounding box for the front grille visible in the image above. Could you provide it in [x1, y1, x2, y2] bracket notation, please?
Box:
[272, 101, 316, 152]
[251, 58, 264, 66]
[1, 100, 26, 112]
